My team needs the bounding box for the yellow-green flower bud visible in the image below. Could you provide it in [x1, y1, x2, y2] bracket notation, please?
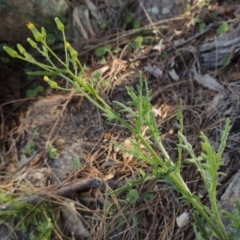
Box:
[43, 76, 59, 89]
[65, 41, 70, 48]
[43, 76, 49, 81]
[66, 42, 78, 59]
[17, 44, 26, 54]
[27, 22, 44, 42]
[71, 49, 78, 58]
[55, 17, 64, 31]
[41, 27, 47, 38]
[3, 46, 19, 58]
[27, 38, 37, 48]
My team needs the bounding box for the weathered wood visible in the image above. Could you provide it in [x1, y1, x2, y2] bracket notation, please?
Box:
[199, 21, 240, 68]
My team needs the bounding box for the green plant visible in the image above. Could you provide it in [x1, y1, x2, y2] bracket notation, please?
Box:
[33, 127, 40, 140]
[0, 189, 54, 240]
[3, 18, 239, 239]
[194, 18, 206, 32]
[26, 85, 44, 98]
[130, 36, 143, 50]
[123, 9, 140, 29]
[126, 189, 139, 204]
[73, 156, 81, 170]
[221, 56, 231, 66]
[94, 44, 112, 58]
[47, 143, 57, 158]
[24, 141, 36, 155]
[217, 21, 229, 34]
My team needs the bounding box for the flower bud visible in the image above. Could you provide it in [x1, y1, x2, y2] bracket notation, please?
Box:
[55, 17, 64, 31]
[3, 46, 19, 58]
[27, 38, 37, 48]
[27, 22, 44, 42]
[17, 44, 26, 54]
[66, 42, 78, 59]
[41, 27, 47, 38]
[43, 76, 59, 89]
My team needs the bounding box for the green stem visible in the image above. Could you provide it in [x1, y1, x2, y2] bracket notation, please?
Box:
[209, 186, 228, 239]
[43, 43, 66, 67]
[61, 30, 68, 66]
[136, 131, 227, 239]
[168, 171, 226, 239]
[137, 134, 169, 169]
[61, 72, 134, 132]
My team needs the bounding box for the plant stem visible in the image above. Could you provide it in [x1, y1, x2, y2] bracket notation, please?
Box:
[168, 171, 228, 239]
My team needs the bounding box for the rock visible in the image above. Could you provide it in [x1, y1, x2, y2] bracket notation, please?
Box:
[219, 170, 240, 236]
[0, 0, 67, 44]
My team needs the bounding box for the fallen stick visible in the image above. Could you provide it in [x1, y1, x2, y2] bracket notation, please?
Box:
[0, 177, 127, 211]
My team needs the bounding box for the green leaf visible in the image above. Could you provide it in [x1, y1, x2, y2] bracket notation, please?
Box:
[33, 127, 40, 140]
[126, 189, 139, 204]
[92, 72, 102, 81]
[94, 44, 112, 57]
[130, 36, 143, 50]
[194, 18, 203, 24]
[30, 231, 36, 240]
[36, 86, 44, 92]
[217, 118, 231, 154]
[26, 86, 44, 98]
[46, 33, 56, 46]
[47, 144, 57, 158]
[212, 12, 218, 19]
[24, 141, 35, 155]
[73, 157, 81, 169]
[199, 22, 206, 32]
[217, 22, 228, 34]
[161, 51, 168, 59]
[26, 89, 38, 98]
[0, 56, 10, 63]
[133, 20, 140, 29]
[100, 20, 109, 29]
[144, 193, 154, 202]
[193, 211, 212, 240]
[125, 11, 133, 24]
[221, 56, 231, 66]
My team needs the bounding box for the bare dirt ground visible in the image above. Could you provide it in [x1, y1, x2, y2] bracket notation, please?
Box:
[1, 1, 240, 239]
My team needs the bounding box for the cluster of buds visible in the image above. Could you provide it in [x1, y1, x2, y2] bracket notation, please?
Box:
[3, 17, 79, 90]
